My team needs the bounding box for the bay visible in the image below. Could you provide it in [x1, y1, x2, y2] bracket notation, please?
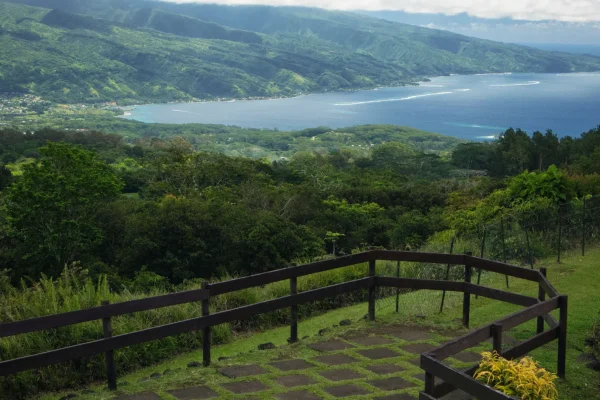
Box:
[125, 72, 600, 140]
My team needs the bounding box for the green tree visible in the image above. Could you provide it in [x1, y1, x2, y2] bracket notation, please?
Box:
[3, 142, 124, 278]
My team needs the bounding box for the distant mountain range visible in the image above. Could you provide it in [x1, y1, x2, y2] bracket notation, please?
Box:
[2, 0, 600, 104]
[358, 10, 600, 47]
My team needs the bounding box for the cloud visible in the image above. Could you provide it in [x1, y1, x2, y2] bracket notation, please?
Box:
[161, 0, 600, 22]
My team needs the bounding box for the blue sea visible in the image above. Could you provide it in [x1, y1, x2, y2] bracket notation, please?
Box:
[125, 72, 600, 140]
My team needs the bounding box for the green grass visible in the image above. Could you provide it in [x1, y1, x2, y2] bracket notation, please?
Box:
[42, 248, 600, 400]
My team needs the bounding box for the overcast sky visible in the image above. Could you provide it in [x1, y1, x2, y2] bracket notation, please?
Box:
[163, 0, 600, 22]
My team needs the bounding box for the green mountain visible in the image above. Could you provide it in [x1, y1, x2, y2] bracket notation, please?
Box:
[1, 0, 600, 104]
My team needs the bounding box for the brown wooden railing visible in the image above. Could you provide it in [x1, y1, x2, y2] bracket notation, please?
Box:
[0, 250, 565, 399]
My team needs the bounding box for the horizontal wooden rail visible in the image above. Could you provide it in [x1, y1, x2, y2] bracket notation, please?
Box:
[429, 296, 560, 360]
[538, 274, 560, 298]
[466, 256, 541, 282]
[463, 283, 538, 307]
[421, 355, 516, 400]
[376, 276, 464, 292]
[374, 250, 466, 265]
[496, 296, 559, 331]
[0, 278, 370, 376]
[209, 252, 373, 295]
[429, 328, 560, 398]
[0, 288, 209, 338]
[503, 328, 559, 360]
[430, 325, 492, 360]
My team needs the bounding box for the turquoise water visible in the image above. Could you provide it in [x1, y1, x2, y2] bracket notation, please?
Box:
[125, 72, 600, 140]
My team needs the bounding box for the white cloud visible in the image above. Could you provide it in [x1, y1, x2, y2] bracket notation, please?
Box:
[162, 0, 600, 22]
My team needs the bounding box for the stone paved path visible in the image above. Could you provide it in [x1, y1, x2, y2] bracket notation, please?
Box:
[97, 323, 489, 399]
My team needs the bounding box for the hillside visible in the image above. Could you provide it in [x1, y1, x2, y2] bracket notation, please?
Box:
[1, 1, 600, 104]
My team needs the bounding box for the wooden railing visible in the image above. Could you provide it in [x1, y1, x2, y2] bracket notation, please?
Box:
[0, 251, 565, 399]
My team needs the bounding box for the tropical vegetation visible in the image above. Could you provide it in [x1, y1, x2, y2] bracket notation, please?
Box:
[2, 0, 600, 104]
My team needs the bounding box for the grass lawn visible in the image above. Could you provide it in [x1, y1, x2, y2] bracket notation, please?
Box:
[43, 249, 600, 400]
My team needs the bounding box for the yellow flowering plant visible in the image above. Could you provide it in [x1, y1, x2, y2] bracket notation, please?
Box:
[474, 351, 558, 400]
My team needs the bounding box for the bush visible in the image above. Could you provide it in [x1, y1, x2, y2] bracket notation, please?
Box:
[475, 351, 558, 400]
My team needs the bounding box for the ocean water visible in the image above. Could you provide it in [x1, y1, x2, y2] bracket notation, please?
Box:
[125, 72, 600, 140]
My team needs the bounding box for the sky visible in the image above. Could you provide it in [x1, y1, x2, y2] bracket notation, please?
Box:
[160, 0, 600, 45]
[162, 0, 600, 22]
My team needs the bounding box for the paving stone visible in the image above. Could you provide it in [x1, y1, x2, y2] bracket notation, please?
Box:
[221, 380, 268, 394]
[408, 358, 421, 367]
[270, 359, 315, 371]
[318, 368, 365, 381]
[357, 348, 401, 360]
[113, 393, 162, 400]
[375, 395, 417, 400]
[324, 384, 371, 397]
[347, 335, 395, 346]
[308, 340, 354, 352]
[413, 373, 443, 384]
[167, 386, 219, 400]
[367, 377, 416, 391]
[218, 364, 269, 378]
[364, 363, 406, 374]
[389, 329, 432, 341]
[312, 354, 359, 365]
[453, 352, 482, 363]
[275, 390, 322, 400]
[274, 374, 317, 388]
[402, 343, 436, 354]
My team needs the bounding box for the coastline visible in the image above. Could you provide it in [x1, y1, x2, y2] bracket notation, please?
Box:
[120, 70, 600, 114]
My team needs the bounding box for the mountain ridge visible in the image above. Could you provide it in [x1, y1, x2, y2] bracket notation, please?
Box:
[1, 0, 600, 104]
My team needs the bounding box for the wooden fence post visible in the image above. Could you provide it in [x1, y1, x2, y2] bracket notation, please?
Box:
[491, 323, 503, 355]
[537, 268, 547, 334]
[462, 252, 472, 328]
[395, 261, 400, 313]
[525, 228, 534, 269]
[558, 295, 568, 379]
[582, 198, 586, 257]
[440, 236, 456, 312]
[368, 259, 376, 322]
[202, 281, 211, 367]
[290, 277, 298, 343]
[424, 370, 435, 396]
[476, 228, 486, 298]
[101, 300, 117, 391]
[501, 218, 509, 288]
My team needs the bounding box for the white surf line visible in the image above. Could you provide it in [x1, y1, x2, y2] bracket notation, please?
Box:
[420, 84, 445, 87]
[475, 72, 513, 76]
[334, 91, 453, 106]
[490, 81, 540, 87]
[453, 89, 471, 92]
[172, 109, 204, 115]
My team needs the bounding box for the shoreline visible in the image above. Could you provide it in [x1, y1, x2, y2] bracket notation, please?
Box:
[119, 70, 600, 112]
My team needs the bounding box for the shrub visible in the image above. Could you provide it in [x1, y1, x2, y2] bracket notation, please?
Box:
[474, 351, 558, 400]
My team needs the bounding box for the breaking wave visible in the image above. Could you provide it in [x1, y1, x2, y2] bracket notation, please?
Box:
[490, 81, 540, 87]
[334, 91, 453, 106]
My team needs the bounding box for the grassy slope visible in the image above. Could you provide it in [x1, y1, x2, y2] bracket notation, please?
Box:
[2, 1, 600, 104]
[44, 249, 600, 400]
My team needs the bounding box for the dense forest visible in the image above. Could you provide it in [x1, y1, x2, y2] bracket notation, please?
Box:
[2, 0, 600, 103]
[0, 124, 599, 285]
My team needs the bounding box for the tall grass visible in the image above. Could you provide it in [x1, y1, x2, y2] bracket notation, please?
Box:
[0, 260, 375, 398]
